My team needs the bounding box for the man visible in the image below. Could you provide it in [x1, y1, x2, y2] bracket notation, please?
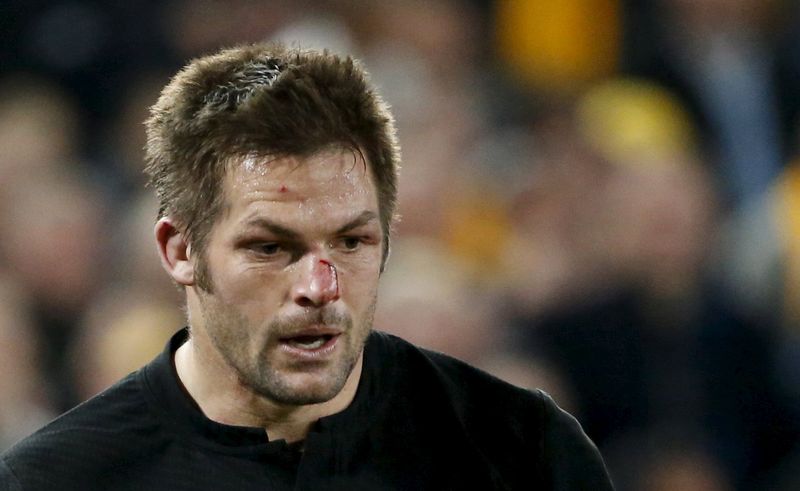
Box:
[0, 44, 613, 490]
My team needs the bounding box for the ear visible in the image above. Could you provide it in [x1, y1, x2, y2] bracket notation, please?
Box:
[154, 217, 195, 286]
[380, 239, 390, 274]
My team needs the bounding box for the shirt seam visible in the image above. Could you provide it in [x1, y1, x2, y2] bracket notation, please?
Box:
[1, 456, 24, 491]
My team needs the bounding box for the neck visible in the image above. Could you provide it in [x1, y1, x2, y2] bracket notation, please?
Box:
[173, 334, 363, 443]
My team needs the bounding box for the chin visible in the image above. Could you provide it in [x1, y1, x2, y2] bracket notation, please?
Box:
[255, 376, 347, 406]
[248, 360, 357, 406]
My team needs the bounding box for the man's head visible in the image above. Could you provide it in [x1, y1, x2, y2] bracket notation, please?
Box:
[146, 44, 399, 406]
[145, 43, 399, 289]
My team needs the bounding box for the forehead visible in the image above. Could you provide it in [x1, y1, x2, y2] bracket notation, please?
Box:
[221, 148, 378, 219]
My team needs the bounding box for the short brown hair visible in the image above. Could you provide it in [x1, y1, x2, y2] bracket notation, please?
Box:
[145, 43, 400, 289]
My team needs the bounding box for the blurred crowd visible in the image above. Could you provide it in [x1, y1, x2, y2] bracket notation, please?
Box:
[2, 0, 800, 489]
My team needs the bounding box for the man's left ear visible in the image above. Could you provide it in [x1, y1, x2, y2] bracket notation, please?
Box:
[380, 241, 390, 274]
[154, 217, 195, 286]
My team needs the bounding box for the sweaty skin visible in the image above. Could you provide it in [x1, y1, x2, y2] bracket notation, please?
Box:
[312, 259, 339, 303]
[168, 149, 382, 443]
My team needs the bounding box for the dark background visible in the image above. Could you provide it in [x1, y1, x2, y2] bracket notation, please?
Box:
[1, 1, 800, 489]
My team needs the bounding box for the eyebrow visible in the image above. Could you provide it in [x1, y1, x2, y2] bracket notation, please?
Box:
[334, 210, 379, 234]
[241, 210, 379, 238]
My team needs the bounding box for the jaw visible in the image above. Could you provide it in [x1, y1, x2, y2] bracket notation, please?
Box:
[175, 328, 365, 429]
[187, 300, 367, 408]
[251, 345, 364, 406]
[178, 267, 377, 428]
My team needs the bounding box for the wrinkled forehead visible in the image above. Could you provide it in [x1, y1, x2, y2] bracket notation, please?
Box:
[222, 147, 376, 202]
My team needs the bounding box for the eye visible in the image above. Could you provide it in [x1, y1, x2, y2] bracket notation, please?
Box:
[252, 242, 282, 256]
[340, 236, 362, 250]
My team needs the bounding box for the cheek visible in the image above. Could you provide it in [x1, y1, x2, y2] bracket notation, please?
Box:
[211, 257, 287, 309]
[338, 262, 381, 305]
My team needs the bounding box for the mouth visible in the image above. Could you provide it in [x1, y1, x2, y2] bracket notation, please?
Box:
[278, 328, 341, 358]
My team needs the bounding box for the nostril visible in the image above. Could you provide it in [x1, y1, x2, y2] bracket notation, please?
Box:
[295, 296, 317, 308]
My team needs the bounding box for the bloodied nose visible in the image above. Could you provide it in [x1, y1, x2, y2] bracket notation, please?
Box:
[294, 258, 340, 307]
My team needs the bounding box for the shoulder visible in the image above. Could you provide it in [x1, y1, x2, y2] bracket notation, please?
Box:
[371, 331, 566, 445]
[371, 331, 614, 489]
[373, 331, 542, 410]
[0, 370, 160, 490]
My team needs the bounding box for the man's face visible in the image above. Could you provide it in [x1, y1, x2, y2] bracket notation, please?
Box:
[191, 149, 383, 406]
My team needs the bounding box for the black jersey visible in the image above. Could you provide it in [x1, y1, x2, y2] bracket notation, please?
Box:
[0, 329, 613, 490]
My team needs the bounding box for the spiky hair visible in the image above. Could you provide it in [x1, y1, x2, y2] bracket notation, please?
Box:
[144, 43, 400, 286]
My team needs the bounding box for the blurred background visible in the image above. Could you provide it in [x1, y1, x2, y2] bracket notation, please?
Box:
[2, 0, 800, 488]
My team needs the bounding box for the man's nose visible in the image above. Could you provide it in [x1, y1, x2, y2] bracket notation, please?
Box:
[292, 255, 340, 308]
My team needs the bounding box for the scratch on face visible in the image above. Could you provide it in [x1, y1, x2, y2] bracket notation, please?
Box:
[315, 259, 339, 300]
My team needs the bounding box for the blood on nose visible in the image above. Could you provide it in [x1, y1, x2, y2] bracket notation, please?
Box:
[311, 259, 339, 302]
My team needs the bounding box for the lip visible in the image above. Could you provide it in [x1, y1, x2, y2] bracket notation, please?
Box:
[279, 325, 343, 338]
[278, 327, 342, 360]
